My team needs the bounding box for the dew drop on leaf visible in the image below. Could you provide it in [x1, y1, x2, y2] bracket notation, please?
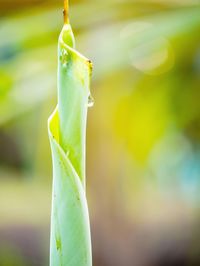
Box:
[88, 94, 94, 107]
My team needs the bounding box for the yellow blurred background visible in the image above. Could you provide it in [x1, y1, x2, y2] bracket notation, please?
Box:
[0, 0, 200, 265]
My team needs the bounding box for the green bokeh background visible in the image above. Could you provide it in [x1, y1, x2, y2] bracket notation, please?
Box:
[0, 0, 200, 265]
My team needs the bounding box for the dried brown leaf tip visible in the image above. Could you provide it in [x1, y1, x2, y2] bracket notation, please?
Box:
[63, 0, 69, 24]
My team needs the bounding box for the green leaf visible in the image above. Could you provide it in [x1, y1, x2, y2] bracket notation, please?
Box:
[48, 24, 92, 266]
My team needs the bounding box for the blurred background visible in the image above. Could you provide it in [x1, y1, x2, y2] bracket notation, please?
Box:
[0, 0, 200, 265]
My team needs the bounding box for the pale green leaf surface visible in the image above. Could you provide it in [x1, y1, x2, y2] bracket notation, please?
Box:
[48, 24, 92, 266]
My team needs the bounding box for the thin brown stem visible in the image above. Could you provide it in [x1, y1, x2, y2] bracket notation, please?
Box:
[63, 0, 69, 24]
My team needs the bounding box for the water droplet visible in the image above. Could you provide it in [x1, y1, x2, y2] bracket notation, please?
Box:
[88, 94, 94, 107]
[60, 49, 68, 67]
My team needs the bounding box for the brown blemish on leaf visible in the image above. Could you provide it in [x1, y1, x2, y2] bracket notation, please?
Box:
[87, 60, 93, 71]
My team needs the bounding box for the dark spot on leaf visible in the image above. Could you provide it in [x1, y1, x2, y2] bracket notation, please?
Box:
[56, 235, 62, 251]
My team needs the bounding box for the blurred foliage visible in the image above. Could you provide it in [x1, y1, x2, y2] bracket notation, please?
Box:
[0, 0, 200, 265]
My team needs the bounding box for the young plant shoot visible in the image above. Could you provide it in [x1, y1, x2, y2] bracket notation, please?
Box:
[48, 1, 93, 265]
